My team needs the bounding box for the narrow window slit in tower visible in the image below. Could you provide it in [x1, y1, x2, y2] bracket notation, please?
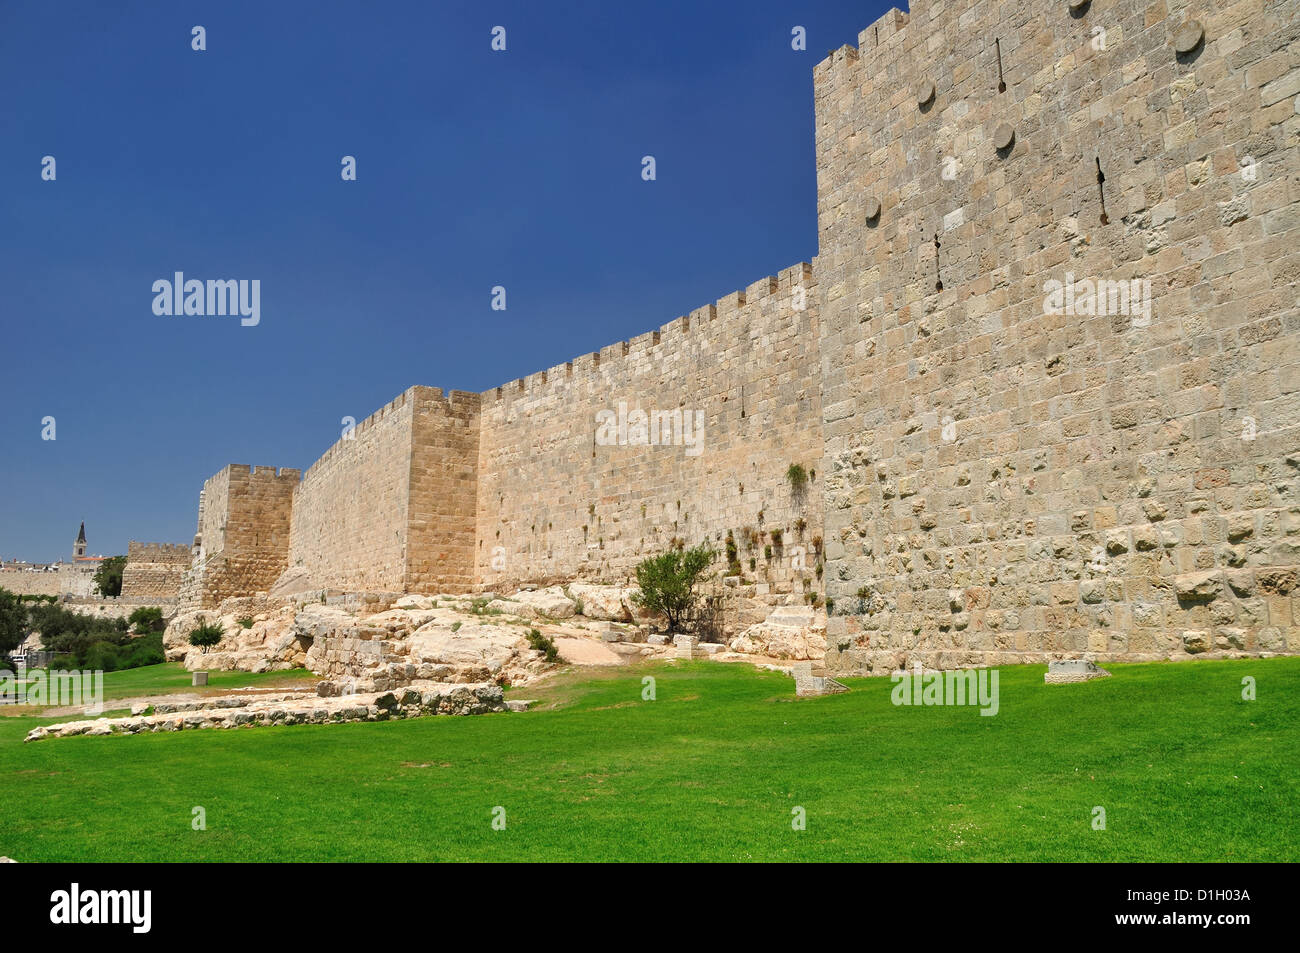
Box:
[995, 39, 1006, 93]
[1095, 156, 1109, 224]
[934, 233, 943, 292]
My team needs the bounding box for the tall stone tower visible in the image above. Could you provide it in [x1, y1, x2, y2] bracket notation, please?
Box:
[73, 521, 86, 561]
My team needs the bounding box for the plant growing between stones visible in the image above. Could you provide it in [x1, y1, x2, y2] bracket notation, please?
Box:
[856, 586, 871, 615]
[237, 616, 254, 629]
[526, 628, 560, 663]
[786, 463, 809, 494]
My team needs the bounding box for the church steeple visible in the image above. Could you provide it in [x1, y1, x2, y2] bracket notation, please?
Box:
[73, 521, 86, 559]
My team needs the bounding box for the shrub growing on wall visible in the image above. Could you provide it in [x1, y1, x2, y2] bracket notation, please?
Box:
[93, 555, 127, 597]
[632, 544, 716, 633]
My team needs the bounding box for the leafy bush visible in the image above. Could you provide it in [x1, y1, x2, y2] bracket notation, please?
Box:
[12, 594, 164, 671]
[526, 628, 560, 663]
[632, 544, 716, 633]
[93, 555, 127, 597]
[0, 587, 26, 660]
[28, 603, 128, 656]
[127, 606, 165, 634]
[188, 617, 225, 654]
[17, 593, 58, 604]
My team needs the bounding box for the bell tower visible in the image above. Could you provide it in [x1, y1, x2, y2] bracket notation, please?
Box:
[73, 521, 86, 560]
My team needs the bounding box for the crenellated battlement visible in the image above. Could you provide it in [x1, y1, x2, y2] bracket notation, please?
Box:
[122, 540, 191, 600]
[126, 541, 191, 561]
[484, 261, 814, 404]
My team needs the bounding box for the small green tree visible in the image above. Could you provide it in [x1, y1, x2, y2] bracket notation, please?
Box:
[632, 543, 716, 633]
[93, 555, 127, 597]
[188, 616, 224, 654]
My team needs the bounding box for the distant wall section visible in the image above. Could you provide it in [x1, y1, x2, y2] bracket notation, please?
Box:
[121, 542, 191, 601]
[475, 263, 823, 596]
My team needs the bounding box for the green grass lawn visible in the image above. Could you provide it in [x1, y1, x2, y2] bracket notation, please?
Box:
[8, 663, 319, 707]
[1, 657, 1295, 861]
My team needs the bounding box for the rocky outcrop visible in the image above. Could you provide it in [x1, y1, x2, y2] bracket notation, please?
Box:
[503, 587, 578, 619]
[566, 584, 643, 622]
[729, 606, 827, 660]
[163, 600, 307, 673]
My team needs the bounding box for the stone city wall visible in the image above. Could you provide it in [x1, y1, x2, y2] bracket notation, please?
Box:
[120, 541, 191, 600]
[475, 263, 824, 597]
[816, 0, 1300, 672]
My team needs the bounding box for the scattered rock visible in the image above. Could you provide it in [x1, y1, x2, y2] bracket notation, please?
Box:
[1044, 659, 1111, 684]
[729, 606, 828, 660]
[566, 584, 643, 622]
[510, 587, 578, 619]
[26, 683, 506, 742]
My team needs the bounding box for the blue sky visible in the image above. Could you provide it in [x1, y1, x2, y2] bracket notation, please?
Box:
[0, 0, 890, 562]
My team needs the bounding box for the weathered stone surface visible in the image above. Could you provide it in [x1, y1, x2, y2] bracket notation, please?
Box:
[817, 0, 1299, 677]
[508, 587, 578, 619]
[795, 674, 849, 697]
[1175, 572, 1224, 603]
[1045, 659, 1111, 684]
[673, 634, 699, 659]
[25, 682, 508, 742]
[567, 584, 643, 622]
[405, 622, 535, 683]
[730, 606, 828, 660]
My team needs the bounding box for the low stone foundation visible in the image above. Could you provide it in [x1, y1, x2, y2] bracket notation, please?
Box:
[25, 682, 507, 742]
